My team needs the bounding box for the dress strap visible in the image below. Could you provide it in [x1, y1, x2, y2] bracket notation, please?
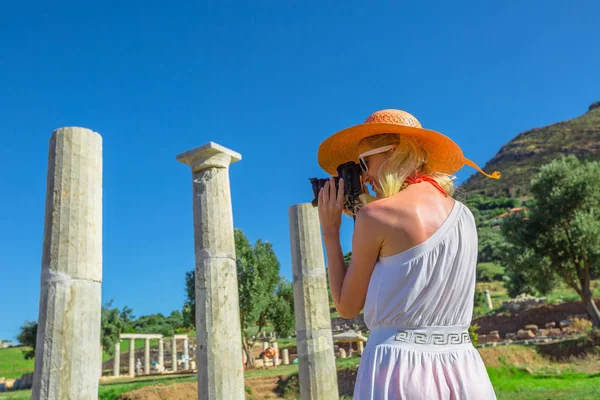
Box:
[405, 172, 448, 197]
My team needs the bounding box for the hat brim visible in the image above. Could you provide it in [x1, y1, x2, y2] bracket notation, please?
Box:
[317, 122, 467, 176]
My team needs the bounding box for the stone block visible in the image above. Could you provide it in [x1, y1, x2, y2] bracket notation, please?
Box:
[478, 333, 501, 345]
[545, 322, 556, 329]
[559, 320, 571, 328]
[517, 329, 535, 339]
[524, 324, 538, 333]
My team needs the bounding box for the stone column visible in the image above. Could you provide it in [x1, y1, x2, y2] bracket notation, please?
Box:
[172, 337, 177, 372]
[484, 290, 493, 310]
[32, 127, 103, 400]
[282, 349, 290, 365]
[159, 338, 164, 371]
[183, 337, 190, 370]
[358, 340, 364, 355]
[177, 142, 245, 399]
[289, 204, 339, 400]
[273, 342, 279, 368]
[114, 342, 121, 377]
[144, 339, 150, 375]
[100, 345, 104, 377]
[129, 339, 135, 377]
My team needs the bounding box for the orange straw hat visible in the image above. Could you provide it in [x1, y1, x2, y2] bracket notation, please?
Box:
[318, 109, 501, 179]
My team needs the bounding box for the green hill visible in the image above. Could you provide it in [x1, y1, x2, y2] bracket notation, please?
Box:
[461, 101, 600, 198]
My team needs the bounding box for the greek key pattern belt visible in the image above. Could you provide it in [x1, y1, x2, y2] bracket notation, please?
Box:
[394, 330, 471, 345]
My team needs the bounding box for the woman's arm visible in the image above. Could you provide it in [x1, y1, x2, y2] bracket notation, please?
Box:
[318, 179, 383, 319]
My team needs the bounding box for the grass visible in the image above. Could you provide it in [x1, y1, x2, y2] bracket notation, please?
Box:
[489, 367, 600, 400]
[3, 354, 600, 400]
[274, 337, 296, 350]
[0, 348, 34, 380]
[477, 262, 505, 282]
[2, 339, 167, 380]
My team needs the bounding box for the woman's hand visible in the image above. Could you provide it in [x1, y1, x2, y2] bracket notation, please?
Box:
[318, 177, 345, 236]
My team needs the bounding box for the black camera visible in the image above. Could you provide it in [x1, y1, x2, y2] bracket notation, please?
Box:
[309, 161, 364, 216]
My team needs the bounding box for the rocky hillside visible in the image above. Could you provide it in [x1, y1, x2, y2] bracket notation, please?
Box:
[461, 102, 600, 198]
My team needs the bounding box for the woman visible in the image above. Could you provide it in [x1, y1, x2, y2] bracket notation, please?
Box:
[317, 109, 499, 399]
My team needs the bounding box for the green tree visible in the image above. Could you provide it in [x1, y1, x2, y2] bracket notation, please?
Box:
[238, 234, 281, 367]
[182, 270, 195, 328]
[501, 156, 600, 328]
[478, 229, 505, 263]
[120, 306, 135, 331]
[17, 321, 37, 359]
[101, 299, 124, 356]
[499, 245, 557, 297]
[183, 228, 286, 367]
[268, 280, 295, 338]
[344, 252, 352, 266]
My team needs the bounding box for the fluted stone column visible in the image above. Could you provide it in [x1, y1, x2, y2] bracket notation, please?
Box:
[144, 339, 150, 375]
[114, 342, 121, 377]
[177, 142, 245, 399]
[273, 342, 279, 368]
[282, 349, 290, 365]
[129, 338, 135, 377]
[159, 338, 164, 371]
[183, 337, 190, 370]
[32, 127, 103, 400]
[172, 337, 177, 372]
[289, 204, 339, 400]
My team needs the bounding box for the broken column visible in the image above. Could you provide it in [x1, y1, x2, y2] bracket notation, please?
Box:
[32, 127, 103, 399]
[129, 338, 135, 377]
[282, 349, 290, 365]
[273, 342, 279, 368]
[177, 142, 245, 399]
[159, 337, 164, 371]
[288, 204, 339, 400]
[144, 339, 150, 375]
[114, 342, 121, 377]
[484, 290, 493, 310]
[172, 337, 177, 372]
[183, 337, 190, 370]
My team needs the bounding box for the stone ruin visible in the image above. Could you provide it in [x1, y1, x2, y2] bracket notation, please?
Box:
[109, 334, 191, 378]
[502, 294, 547, 313]
[477, 315, 592, 347]
[27, 134, 341, 399]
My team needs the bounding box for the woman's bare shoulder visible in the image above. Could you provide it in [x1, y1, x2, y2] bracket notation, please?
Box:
[358, 195, 414, 226]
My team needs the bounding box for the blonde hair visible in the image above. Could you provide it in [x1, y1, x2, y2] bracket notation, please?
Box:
[359, 134, 455, 202]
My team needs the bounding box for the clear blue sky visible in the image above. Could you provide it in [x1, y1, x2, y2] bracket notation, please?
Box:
[1, 1, 598, 341]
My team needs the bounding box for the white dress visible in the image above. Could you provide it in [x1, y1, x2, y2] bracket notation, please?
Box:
[353, 200, 497, 400]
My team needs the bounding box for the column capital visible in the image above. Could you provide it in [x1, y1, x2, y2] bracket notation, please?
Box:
[176, 142, 241, 172]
